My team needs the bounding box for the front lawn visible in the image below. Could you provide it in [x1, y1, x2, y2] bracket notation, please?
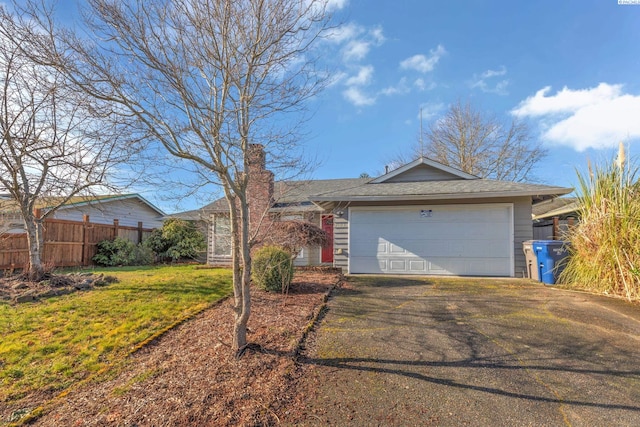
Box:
[0, 265, 232, 411]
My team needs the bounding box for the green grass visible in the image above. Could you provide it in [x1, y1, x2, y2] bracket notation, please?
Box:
[0, 265, 232, 404]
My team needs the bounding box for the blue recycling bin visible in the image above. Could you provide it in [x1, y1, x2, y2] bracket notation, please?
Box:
[533, 240, 570, 285]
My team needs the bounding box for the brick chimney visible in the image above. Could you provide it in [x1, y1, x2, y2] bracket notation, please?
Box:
[246, 144, 274, 243]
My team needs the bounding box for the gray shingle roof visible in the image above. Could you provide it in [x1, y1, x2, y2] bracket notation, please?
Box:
[176, 178, 370, 215]
[274, 178, 370, 203]
[179, 177, 572, 215]
[310, 180, 572, 202]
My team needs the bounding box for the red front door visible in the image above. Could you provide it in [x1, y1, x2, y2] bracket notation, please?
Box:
[321, 215, 334, 263]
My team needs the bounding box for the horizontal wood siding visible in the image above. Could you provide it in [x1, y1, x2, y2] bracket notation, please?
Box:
[512, 197, 533, 278]
[333, 211, 349, 271]
[52, 198, 164, 228]
[385, 164, 460, 182]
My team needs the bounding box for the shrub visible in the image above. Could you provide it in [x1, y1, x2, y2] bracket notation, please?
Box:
[252, 245, 294, 292]
[559, 153, 640, 301]
[262, 220, 330, 257]
[93, 237, 153, 266]
[145, 218, 206, 262]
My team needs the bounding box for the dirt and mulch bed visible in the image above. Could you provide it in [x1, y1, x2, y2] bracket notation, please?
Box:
[0, 272, 118, 304]
[21, 268, 341, 427]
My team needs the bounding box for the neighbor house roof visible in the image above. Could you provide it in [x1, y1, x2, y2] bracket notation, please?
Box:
[0, 193, 165, 216]
[532, 197, 579, 220]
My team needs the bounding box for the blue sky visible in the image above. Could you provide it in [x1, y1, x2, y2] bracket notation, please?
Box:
[48, 1, 640, 212]
[304, 0, 640, 187]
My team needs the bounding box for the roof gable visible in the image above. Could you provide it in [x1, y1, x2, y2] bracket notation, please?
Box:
[372, 158, 478, 183]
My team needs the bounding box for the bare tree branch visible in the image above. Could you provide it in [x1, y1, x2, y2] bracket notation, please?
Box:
[0, 2, 140, 280]
[47, 0, 334, 354]
[394, 100, 547, 182]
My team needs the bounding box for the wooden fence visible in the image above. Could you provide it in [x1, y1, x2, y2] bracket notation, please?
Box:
[0, 215, 154, 270]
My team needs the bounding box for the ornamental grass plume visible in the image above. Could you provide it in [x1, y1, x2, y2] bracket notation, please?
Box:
[559, 150, 640, 301]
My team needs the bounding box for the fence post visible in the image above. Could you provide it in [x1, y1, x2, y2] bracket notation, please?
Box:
[138, 221, 143, 244]
[552, 216, 559, 240]
[113, 219, 119, 240]
[82, 215, 90, 266]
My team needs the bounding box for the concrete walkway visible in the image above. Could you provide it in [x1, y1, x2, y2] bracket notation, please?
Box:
[295, 276, 640, 426]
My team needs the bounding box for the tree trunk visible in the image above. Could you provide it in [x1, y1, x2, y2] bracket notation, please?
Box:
[233, 196, 252, 356]
[23, 212, 45, 281]
[227, 190, 252, 356]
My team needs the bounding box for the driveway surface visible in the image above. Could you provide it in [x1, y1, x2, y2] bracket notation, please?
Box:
[294, 276, 640, 426]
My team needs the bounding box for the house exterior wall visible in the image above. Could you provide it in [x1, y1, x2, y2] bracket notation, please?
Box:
[207, 208, 326, 267]
[333, 209, 349, 271]
[331, 196, 532, 277]
[51, 198, 164, 229]
[305, 213, 322, 266]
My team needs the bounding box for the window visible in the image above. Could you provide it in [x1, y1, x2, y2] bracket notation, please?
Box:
[213, 215, 231, 256]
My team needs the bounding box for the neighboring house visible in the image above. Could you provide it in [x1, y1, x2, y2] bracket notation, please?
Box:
[531, 197, 579, 240]
[0, 193, 165, 233]
[197, 144, 572, 278]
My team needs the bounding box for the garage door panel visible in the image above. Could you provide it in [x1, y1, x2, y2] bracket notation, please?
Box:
[349, 205, 513, 276]
[389, 243, 407, 254]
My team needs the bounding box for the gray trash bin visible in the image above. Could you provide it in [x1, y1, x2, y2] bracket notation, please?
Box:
[522, 240, 539, 280]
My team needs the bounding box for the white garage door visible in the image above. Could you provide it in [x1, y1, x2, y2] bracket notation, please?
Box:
[349, 204, 513, 276]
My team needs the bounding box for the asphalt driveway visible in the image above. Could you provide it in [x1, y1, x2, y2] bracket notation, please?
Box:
[293, 276, 640, 426]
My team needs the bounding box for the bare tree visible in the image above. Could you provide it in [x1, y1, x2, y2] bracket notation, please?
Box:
[396, 100, 546, 182]
[0, 4, 138, 280]
[40, 0, 334, 355]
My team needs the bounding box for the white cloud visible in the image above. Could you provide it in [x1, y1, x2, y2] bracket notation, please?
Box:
[480, 67, 506, 79]
[370, 26, 385, 44]
[343, 40, 371, 61]
[512, 83, 622, 116]
[400, 45, 446, 73]
[325, 23, 385, 63]
[419, 102, 445, 119]
[413, 78, 436, 92]
[512, 83, 640, 151]
[380, 77, 410, 96]
[470, 66, 509, 95]
[325, 23, 360, 44]
[343, 86, 376, 106]
[342, 66, 376, 106]
[326, 0, 349, 11]
[326, 70, 348, 87]
[345, 65, 373, 86]
[308, 0, 347, 14]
